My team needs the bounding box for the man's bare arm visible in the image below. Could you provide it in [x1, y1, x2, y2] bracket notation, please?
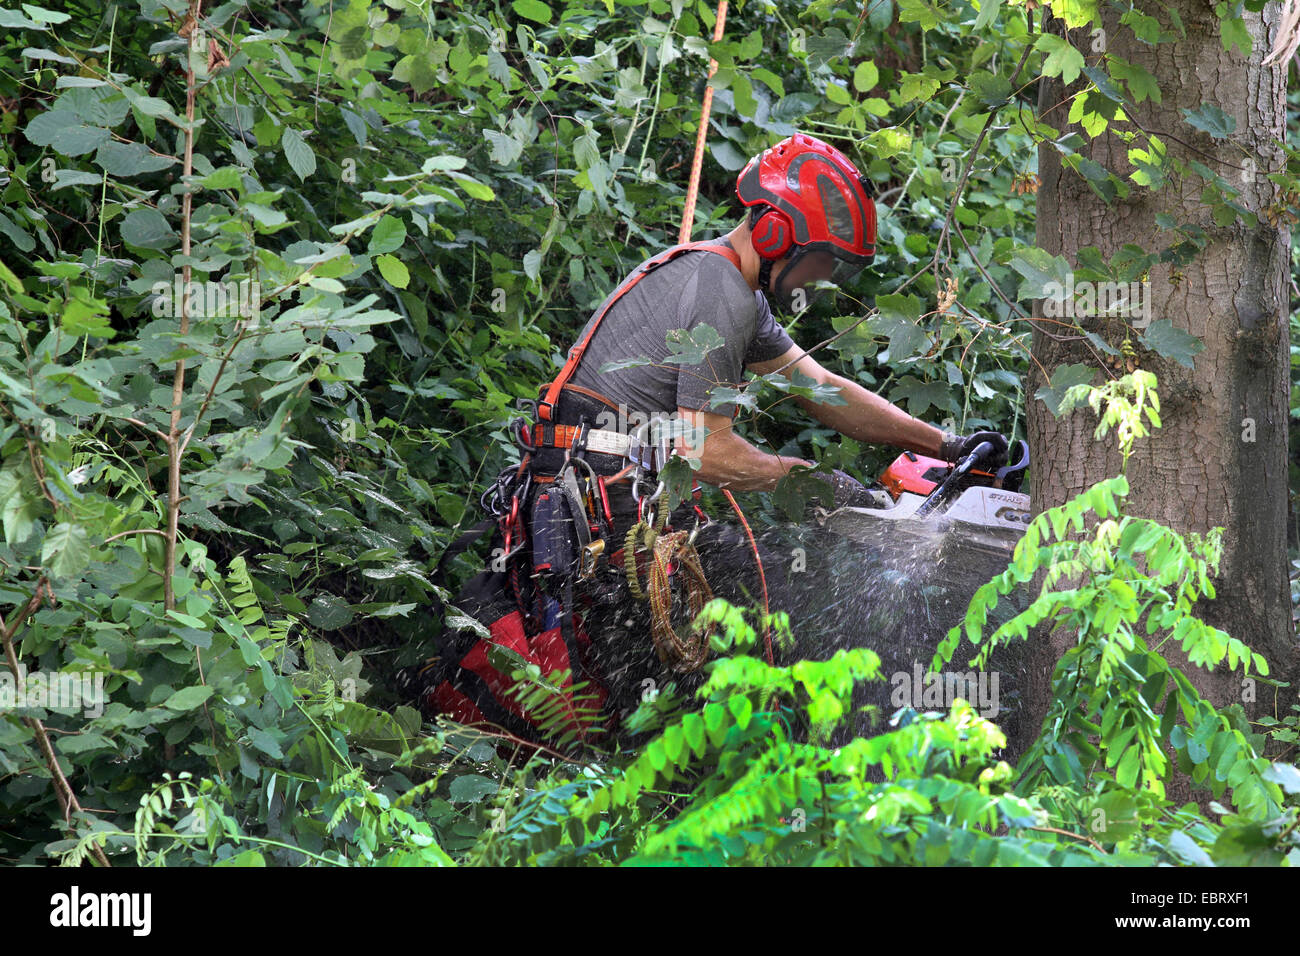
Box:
[674, 406, 811, 492]
[747, 345, 945, 456]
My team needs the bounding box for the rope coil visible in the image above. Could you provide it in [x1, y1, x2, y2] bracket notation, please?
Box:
[623, 514, 716, 673]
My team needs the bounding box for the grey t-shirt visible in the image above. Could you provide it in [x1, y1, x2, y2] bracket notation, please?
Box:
[567, 239, 794, 418]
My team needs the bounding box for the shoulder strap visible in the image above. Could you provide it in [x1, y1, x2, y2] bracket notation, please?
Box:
[538, 241, 745, 421]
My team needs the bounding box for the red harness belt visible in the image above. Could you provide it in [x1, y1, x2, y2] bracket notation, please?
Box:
[536, 240, 744, 421]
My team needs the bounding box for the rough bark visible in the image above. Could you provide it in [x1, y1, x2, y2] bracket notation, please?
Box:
[1023, 3, 1300, 782]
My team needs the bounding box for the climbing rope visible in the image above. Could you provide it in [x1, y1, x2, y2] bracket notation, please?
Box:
[722, 488, 772, 666]
[623, 505, 716, 673]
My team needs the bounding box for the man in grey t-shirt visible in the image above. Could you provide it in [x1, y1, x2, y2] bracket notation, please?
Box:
[561, 135, 1007, 500]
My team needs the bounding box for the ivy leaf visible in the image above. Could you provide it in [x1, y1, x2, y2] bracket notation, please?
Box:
[1035, 34, 1085, 86]
[1181, 103, 1235, 139]
[897, 71, 941, 104]
[664, 324, 725, 365]
[969, 71, 1011, 109]
[1220, 14, 1251, 56]
[873, 293, 926, 359]
[891, 376, 951, 416]
[1035, 363, 1096, 416]
[41, 522, 90, 579]
[368, 215, 407, 255]
[282, 127, 316, 181]
[376, 254, 409, 289]
[1142, 319, 1205, 369]
[898, 0, 941, 30]
[707, 385, 758, 412]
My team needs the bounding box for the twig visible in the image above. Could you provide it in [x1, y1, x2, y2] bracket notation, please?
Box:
[0, 580, 111, 867]
[1028, 824, 1108, 854]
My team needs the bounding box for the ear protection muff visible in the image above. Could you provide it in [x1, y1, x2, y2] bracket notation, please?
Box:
[749, 206, 794, 260]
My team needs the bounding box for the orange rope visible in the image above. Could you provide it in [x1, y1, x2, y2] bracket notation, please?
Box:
[677, 0, 729, 244]
[677, 4, 770, 667]
[722, 488, 772, 665]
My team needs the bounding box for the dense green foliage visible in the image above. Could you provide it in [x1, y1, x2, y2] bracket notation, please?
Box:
[0, 0, 1297, 865]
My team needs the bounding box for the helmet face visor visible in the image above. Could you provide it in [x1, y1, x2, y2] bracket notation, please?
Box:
[771, 245, 871, 314]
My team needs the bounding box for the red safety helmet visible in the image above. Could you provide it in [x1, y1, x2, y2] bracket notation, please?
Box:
[735, 133, 877, 310]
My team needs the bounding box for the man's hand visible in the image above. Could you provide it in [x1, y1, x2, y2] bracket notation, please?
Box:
[938, 430, 1009, 467]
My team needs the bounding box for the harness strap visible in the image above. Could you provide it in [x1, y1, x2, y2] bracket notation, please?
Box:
[537, 241, 744, 422]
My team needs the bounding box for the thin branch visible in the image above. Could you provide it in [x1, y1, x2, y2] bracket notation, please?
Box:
[1, 580, 111, 867]
[102, 529, 167, 545]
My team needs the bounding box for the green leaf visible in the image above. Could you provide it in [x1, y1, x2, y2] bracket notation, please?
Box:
[448, 172, 495, 201]
[0, 8, 42, 28]
[1035, 363, 1096, 416]
[873, 292, 926, 358]
[449, 773, 499, 803]
[307, 593, 354, 629]
[1035, 34, 1085, 86]
[853, 61, 879, 92]
[1115, 743, 1140, 788]
[511, 0, 552, 24]
[485, 128, 524, 166]
[1262, 761, 1300, 794]
[93, 141, 175, 176]
[1181, 103, 1235, 139]
[282, 127, 316, 181]
[368, 215, 407, 255]
[120, 208, 177, 249]
[422, 155, 468, 172]
[710, 140, 747, 171]
[1009, 246, 1073, 299]
[41, 522, 90, 579]
[1142, 319, 1205, 369]
[23, 110, 109, 155]
[1220, 15, 1251, 56]
[164, 685, 214, 711]
[376, 253, 410, 288]
[664, 324, 725, 365]
[523, 248, 542, 281]
[897, 0, 941, 30]
[974, 0, 1003, 31]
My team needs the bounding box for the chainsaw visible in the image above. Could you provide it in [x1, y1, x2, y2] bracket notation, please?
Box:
[819, 439, 1032, 565]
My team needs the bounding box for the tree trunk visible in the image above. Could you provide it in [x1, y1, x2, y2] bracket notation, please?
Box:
[1023, 3, 1299, 776]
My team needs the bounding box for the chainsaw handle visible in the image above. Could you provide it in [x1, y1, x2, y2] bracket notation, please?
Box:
[915, 440, 995, 519]
[953, 440, 996, 477]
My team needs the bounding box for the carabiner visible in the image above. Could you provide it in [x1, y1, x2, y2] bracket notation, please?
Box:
[632, 476, 665, 504]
